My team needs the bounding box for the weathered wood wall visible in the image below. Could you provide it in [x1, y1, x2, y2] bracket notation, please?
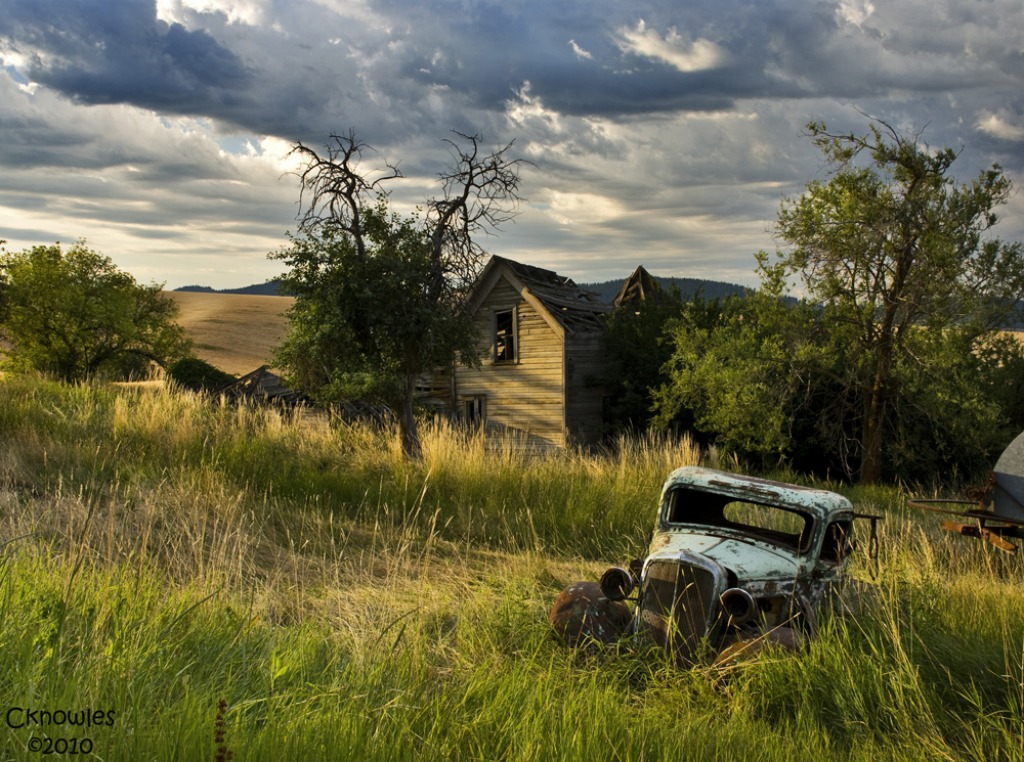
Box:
[564, 330, 607, 445]
[454, 277, 567, 447]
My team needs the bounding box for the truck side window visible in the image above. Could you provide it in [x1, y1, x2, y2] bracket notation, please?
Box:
[820, 520, 853, 564]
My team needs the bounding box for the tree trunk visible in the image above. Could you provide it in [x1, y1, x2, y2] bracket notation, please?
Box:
[860, 395, 885, 483]
[398, 371, 421, 459]
[859, 354, 889, 484]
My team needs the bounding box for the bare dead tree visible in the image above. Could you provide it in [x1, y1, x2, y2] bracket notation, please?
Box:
[427, 132, 525, 288]
[290, 130, 524, 263]
[289, 131, 403, 259]
[278, 130, 525, 457]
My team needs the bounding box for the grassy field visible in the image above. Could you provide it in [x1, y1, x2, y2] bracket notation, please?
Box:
[165, 291, 294, 376]
[1, 373, 1024, 760]
[3, 293, 1024, 759]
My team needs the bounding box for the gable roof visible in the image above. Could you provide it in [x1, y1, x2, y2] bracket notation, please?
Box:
[613, 265, 665, 307]
[468, 255, 611, 334]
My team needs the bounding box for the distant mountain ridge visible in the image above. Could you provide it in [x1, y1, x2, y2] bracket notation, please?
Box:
[175, 280, 285, 296]
[578, 275, 751, 303]
[177, 275, 751, 302]
[175, 274, 1021, 327]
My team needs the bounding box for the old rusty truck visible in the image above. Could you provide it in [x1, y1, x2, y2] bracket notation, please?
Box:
[550, 466, 873, 664]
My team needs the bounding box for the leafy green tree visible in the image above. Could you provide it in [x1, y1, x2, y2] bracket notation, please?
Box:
[775, 121, 1024, 482]
[600, 288, 684, 434]
[0, 241, 190, 381]
[653, 272, 827, 467]
[655, 121, 1024, 483]
[271, 131, 524, 457]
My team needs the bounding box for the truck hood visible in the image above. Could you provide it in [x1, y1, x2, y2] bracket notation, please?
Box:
[647, 532, 808, 584]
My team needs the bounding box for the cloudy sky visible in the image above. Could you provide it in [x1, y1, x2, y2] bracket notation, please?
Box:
[1, 0, 1022, 290]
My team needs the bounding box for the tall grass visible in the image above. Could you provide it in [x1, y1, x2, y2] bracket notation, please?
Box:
[1, 376, 697, 559]
[1, 374, 1023, 760]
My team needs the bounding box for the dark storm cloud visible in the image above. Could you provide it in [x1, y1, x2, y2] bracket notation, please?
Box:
[0, 0, 808, 141]
[367, 0, 767, 118]
[0, 0, 250, 111]
[0, 0, 1022, 289]
[3, 0, 1021, 143]
[365, 0, 961, 119]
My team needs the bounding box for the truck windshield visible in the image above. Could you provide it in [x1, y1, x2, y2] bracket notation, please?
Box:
[664, 487, 814, 553]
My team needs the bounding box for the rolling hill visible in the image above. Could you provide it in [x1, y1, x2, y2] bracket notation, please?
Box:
[579, 275, 751, 303]
[175, 280, 286, 296]
[166, 291, 294, 376]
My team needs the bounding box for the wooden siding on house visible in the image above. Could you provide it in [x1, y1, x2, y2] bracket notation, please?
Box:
[455, 276, 567, 446]
[451, 256, 616, 449]
[564, 330, 608, 445]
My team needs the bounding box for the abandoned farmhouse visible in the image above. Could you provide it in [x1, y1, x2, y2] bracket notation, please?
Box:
[430, 255, 659, 448]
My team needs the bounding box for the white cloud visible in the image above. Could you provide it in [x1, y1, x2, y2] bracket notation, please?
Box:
[156, 0, 269, 26]
[0, 45, 28, 71]
[616, 19, 729, 73]
[543, 190, 625, 226]
[2, 0, 1023, 292]
[507, 83, 561, 127]
[836, 0, 876, 28]
[976, 111, 1024, 141]
[0, 71, 297, 288]
[569, 39, 593, 61]
[308, 0, 380, 25]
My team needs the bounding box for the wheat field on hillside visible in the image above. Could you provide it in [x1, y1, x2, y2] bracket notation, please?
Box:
[166, 291, 294, 375]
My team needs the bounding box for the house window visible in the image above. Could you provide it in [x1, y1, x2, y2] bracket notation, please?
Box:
[494, 308, 517, 363]
[463, 395, 486, 426]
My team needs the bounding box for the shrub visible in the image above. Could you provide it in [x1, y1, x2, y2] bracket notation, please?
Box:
[167, 357, 236, 393]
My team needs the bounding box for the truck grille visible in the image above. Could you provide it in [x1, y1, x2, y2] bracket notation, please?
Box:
[638, 554, 725, 663]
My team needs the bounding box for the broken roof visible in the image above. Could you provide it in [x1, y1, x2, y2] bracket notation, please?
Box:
[469, 255, 612, 333]
[614, 265, 666, 307]
[221, 365, 308, 404]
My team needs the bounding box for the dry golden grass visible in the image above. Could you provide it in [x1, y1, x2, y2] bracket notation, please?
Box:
[166, 291, 294, 375]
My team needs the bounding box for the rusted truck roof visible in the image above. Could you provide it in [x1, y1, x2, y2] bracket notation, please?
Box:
[659, 466, 854, 523]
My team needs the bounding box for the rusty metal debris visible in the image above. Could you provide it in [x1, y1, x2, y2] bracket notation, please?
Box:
[909, 430, 1024, 552]
[548, 582, 632, 645]
[550, 466, 874, 664]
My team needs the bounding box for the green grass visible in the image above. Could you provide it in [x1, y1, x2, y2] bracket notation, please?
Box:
[1, 374, 1023, 760]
